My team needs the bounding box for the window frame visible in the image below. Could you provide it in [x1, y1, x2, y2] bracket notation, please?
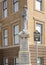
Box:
[37, 57, 43, 65]
[4, 58, 8, 65]
[13, 24, 19, 45]
[14, 57, 19, 65]
[3, 29, 8, 47]
[3, 0, 7, 18]
[13, 0, 19, 12]
[35, 0, 42, 11]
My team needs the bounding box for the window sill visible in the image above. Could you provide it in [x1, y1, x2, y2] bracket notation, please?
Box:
[14, 43, 19, 45]
[1, 16, 8, 21]
[4, 45, 8, 47]
[1, 11, 19, 21]
[13, 44, 20, 47]
[12, 11, 19, 15]
[34, 9, 44, 14]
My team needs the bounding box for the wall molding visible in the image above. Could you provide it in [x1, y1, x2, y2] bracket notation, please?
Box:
[33, 16, 46, 23]
[1, 18, 20, 27]
[0, 45, 20, 49]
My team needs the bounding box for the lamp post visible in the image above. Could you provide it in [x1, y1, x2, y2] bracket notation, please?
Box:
[34, 30, 40, 65]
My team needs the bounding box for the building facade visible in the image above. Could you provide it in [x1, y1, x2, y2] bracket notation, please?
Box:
[0, 0, 46, 65]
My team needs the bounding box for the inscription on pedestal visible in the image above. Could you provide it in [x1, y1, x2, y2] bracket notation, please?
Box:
[20, 38, 28, 51]
[20, 52, 29, 64]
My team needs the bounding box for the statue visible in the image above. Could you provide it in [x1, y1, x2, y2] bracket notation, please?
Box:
[22, 6, 28, 30]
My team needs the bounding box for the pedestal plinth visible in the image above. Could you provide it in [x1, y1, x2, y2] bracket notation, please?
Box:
[19, 29, 31, 65]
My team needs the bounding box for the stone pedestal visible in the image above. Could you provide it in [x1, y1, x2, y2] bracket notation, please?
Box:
[19, 29, 31, 65]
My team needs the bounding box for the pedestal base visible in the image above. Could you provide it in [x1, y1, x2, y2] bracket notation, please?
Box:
[19, 51, 31, 65]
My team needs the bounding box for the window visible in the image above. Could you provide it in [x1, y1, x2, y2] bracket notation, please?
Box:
[13, 0, 18, 12]
[37, 57, 43, 65]
[3, 0, 7, 18]
[4, 58, 8, 65]
[13, 25, 19, 44]
[36, 23, 42, 44]
[14, 58, 19, 65]
[3, 29, 8, 46]
[35, 0, 42, 11]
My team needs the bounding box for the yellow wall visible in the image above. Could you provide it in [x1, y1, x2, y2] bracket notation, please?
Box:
[27, 0, 46, 45]
[0, 0, 46, 47]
